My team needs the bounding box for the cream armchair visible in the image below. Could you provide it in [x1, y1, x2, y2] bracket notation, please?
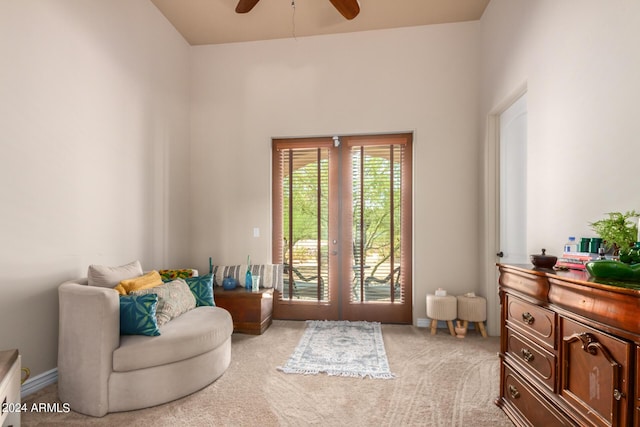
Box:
[58, 277, 233, 417]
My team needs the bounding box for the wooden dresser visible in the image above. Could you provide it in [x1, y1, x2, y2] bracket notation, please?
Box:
[496, 264, 640, 427]
[0, 349, 21, 427]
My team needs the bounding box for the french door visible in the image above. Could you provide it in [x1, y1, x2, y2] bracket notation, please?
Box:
[271, 133, 412, 323]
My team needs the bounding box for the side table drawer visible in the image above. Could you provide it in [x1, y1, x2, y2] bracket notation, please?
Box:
[506, 294, 556, 350]
[506, 327, 556, 392]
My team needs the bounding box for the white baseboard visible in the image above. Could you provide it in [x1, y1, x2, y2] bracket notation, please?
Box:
[21, 368, 58, 398]
[416, 318, 430, 327]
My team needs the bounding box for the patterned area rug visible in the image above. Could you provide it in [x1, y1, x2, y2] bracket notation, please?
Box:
[277, 320, 395, 379]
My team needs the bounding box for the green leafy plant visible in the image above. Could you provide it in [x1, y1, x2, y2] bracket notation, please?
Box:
[590, 211, 639, 254]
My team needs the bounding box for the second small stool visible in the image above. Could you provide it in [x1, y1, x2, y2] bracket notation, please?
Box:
[426, 294, 457, 336]
[456, 294, 488, 337]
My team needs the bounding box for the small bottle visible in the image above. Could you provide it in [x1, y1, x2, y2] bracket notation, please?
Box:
[245, 255, 252, 290]
[564, 236, 578, 253]
[245, 269, 252, 290]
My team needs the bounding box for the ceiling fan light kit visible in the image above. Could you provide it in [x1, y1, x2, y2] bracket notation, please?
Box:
[235, 0, 360, 20]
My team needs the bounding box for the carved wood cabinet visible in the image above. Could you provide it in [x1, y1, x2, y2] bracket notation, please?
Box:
[496, 264, 640, 427]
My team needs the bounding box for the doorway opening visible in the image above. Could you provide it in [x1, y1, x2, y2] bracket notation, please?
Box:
[482, 86, 528, 336]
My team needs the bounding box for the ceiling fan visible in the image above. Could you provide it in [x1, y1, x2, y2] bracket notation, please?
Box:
[235, 0, 360, 20]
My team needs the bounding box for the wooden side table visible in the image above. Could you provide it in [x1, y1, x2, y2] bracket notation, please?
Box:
[0, 349, 21, 427]
[213, 287, 273, 335]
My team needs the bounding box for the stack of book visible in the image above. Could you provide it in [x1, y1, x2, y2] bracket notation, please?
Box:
[556, 252, 599, 270]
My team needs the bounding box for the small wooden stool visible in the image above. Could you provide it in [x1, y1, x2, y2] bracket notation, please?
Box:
[456, 294, 488, 337]
[426, 294, 457, 336]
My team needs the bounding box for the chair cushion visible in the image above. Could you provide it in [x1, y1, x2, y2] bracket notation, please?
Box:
[114, 270, 163, 295]
[159, 269, 195, 281]
[129, 279, 196, 326]
[87, 260, 143, 288]
[112, 306, 233, 372]
[119, 294, 161, 336]
[184, 274, 215, 307]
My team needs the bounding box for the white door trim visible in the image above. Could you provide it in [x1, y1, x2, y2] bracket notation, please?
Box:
[481, 83, 527, 337]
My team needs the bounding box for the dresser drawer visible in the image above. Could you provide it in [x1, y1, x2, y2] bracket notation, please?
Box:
[506, 294, 556, 350]
[559, 317, 631, 427]
[498, 267, 549, 301]
[506, 327, 556, 392]
[503, 365, 573, 427]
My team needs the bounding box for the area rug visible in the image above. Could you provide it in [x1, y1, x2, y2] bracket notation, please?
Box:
[277, 320, 395, 379]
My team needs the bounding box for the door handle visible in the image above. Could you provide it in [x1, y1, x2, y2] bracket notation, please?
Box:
[496, 251, 504, 258]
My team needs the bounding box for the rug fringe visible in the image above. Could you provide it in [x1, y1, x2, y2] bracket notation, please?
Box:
[277, 367, 395, 380]
[276, 367, 322, 376]
[326, 371, 396, 380]
[306, 319, 381, 327]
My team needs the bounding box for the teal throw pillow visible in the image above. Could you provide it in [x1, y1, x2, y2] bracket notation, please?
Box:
[185, 274, 215, 307]
[119, 294, 161, 336]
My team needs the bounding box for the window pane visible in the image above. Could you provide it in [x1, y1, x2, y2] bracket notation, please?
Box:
[280, 147, 329, 301]
[351, 144, 403, 303]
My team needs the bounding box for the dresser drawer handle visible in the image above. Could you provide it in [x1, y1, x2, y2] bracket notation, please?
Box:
[520, 348, 535, 363]
[521, 312, 535, 325]
[509, 384, 520, 399]
[614, 389, 625, 401]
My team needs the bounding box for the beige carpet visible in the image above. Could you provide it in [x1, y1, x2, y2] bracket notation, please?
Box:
[22, 320, 513, 426]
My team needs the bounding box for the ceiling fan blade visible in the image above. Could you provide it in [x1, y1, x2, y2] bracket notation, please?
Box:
[329, 0, 360, 20]
[235, 0, 261, 14]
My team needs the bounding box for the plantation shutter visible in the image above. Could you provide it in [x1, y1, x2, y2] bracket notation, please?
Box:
[272, 138, 333, 302]
[344, 135, 411, 305]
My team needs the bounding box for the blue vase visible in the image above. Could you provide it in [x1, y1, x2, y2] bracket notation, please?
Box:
[222, 276, 236, 290]
[245, 270, 252, 290]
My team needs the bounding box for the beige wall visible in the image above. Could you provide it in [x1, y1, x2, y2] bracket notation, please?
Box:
[7, 0, 639, 379]
[189, 23, 482, 326]
[479, 0, 640, 334]
[0, 1, 191, 376]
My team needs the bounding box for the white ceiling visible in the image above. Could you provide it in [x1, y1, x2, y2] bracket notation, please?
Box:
[151, 0, 490, 46]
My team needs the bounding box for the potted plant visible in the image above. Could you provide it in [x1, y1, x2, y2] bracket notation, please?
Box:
[589, 210, 639, 255]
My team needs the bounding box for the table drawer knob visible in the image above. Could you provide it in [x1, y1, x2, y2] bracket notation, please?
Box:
[522, 312, 535, 325]
[520, 348, 535, 363]
[509, 384, 520, 399]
